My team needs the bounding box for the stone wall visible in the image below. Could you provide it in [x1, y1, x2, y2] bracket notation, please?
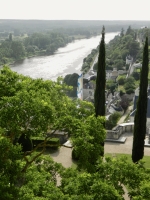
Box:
[106, 123, 134, 140]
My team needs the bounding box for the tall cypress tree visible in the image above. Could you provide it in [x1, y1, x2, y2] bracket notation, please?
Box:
[132, 37, 149, 163]
[94, 26, 106, 117]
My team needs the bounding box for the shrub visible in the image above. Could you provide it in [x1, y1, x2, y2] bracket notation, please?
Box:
[126, 88, 135, 94]
[106, 112, 121, 130]
[18, 133, 33, 152]
[119, 90, 125, 96]
[117, 77, 125, 85]
[119, 95, 130, 110]
[131, 72, 140, 81]
[32, 137, 60, 150]
[72, 148, 79, 161]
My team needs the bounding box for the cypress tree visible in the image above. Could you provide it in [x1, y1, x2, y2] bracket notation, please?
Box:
[94, 26, 106, 117]
[132, 37, 149, 163]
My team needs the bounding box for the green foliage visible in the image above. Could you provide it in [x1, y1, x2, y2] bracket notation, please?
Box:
[126, 88, 135, 94]
[106, 112, 121, 129]
[0, 31, 73, 64]
[11, 41, 26, 59]
[119, 95, 130, 110]
[126, 63, 130, 71]
[0, 133, 22, 200]
[124, 77, 136, 94]
[72, 115, 106, 172]
[63, 73, 79, 97]
[132, 37, 149, 163]
[94, 26, 106, 117]
[81, 48, 98, 73]
[119, 90, 125, 97]
[0, 40, 25, 64]
[106, 26, 140, 70]
[106, 80, 117, 95]
[114, 59, 125, 70]
[24, 32, 70, 54]
[72, 148, 79, 161]
[18, 134, 33, 152]
[32, 137, 60, 149]
[63, 73, 79, 87]
[117, 76, 125, 85]
[2, 66, 150, 199]
[131, 71, 140, 81]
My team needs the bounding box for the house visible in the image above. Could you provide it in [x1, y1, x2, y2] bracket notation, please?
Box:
[82, 68, 119, 101]
[130, 87, 150, 128]
[110, 68, 118, 81]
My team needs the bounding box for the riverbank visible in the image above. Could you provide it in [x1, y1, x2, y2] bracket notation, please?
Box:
[0, 33, 102, 69]
[0, 50, 48, 68]
[7, 32, 118, 81]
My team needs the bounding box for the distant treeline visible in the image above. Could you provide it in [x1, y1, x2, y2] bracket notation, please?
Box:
[1, 19, 150, 35]
[0, 20, 149, 66]
[0, 31, 73, 65]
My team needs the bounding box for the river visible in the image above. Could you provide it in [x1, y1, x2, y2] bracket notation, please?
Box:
[10, 32, 119, 81]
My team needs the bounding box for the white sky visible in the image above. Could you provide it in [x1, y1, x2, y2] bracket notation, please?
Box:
[0, 0, 150, 21]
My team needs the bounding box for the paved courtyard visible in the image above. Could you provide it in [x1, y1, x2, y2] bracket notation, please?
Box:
[50, 132, 150, 168]
[105, 132, 150, 156]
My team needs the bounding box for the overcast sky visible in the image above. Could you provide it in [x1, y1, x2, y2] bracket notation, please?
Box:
[0, 0, 150, 21]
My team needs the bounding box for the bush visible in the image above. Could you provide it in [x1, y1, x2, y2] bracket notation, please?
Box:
[117, 77, 125, 85]
[125, 64, 130, 71]
[119, 95, 130, 110]
[131, 72, 140, 81]
[18, 134, 33, 152]
[106, 112, 121, 130]
[72, 148, 79, 161]
[47, 138, 60, 150]
[126, 88, 135, 94]
[119, 90, 125, 97]
[32, 137, 60, 150]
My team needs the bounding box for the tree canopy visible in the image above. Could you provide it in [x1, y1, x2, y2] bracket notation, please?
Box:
[0, 66, 150, 199]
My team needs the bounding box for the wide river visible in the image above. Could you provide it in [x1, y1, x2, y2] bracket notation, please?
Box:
[10, 32, 119, 81]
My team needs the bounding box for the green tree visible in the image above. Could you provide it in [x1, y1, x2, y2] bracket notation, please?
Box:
[63, 73, 79, 97]
[0, 131, 22, 200]
[120, 28, 124, 37]
[132, 37, 149, 163]
[131, 71, 140, 81]
[9, 33, 12, 41]
[63, 73, 79, 87]
[72, 115, 106, 173]
[124, 77, 136, 94]
[105, 112, 121, 130]
[11, 41, 25, 59]
[117, 76, 125, 85]
[94, 26, 106, 117]
[1, 68, 150, 199]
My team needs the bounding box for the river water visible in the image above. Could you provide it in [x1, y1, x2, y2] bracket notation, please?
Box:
[10, 32, 119, 81]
